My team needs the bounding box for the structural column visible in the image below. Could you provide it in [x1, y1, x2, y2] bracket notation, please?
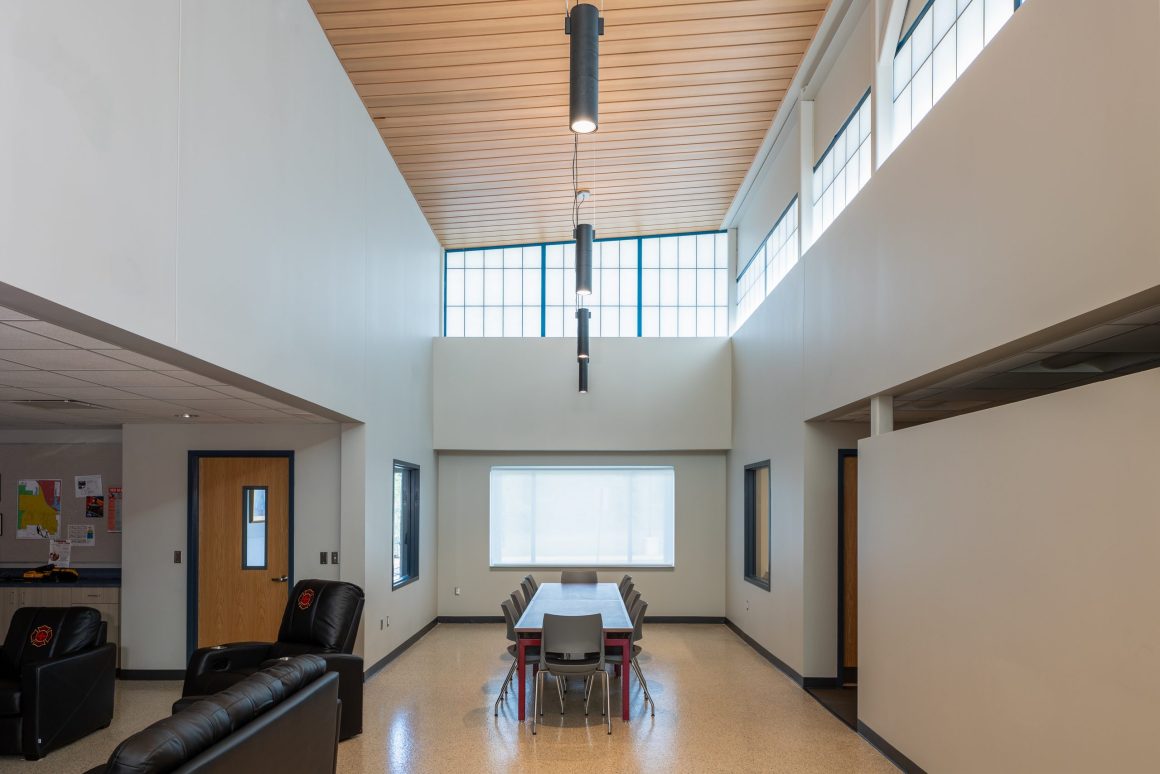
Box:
[870, 394, 894, 436]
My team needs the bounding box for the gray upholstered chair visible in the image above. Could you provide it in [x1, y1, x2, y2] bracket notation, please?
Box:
[494, 599, 540, 716]
[560, 570, 598, 584]
[524, 574, 539, 593]
[617, 574, 633, 597]
[605, 598, 655, 715]
[533, 613, 610, 734]
[510, 590, 526, 618]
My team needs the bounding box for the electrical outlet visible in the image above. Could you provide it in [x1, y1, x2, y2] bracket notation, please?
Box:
[174, 550, 181, 564]
[454, 586, 461, 596]
[319, 551, 328, 564]
[331, 551, 339, 564]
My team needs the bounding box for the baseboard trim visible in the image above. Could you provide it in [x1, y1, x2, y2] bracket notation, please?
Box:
[118, 669, 185, 681]
[857, 721, 927, 774]
[364, 618, 438, 682]
[723, 618, 804, 686]
[436, 616, 504, 624]
[644, 615, 725, 624]
[801, 677, 839, 689]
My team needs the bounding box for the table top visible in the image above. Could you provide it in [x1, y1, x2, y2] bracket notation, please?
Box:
[514, 582, 632, 633]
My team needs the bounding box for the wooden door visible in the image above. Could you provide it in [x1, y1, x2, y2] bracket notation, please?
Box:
[839, 452, 858, 684]
[196, 456, 291, 647]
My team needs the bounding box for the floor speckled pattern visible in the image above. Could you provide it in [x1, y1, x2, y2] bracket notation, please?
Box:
[0, 624, 896, 773]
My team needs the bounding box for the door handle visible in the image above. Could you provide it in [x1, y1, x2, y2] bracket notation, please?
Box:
[271, 576, 289, 583]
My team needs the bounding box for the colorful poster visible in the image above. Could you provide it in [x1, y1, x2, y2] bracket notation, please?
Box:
[48, 539, 71, 567]
[85, 496, 104, 519]
[17, 479, 61, 539]
[68, 523, 96, 547]
[74, 475, 103, 498]
[107, 487, 122, 533]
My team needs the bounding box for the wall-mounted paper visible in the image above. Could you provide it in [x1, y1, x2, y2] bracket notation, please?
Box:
[68, 523, 96, 547]
[107, 487, 122, 533]
[48, 539, 71, 567]
[74, 475, 103, 498]
[85, 496, 104, 519]
[17, 479, 61, 539]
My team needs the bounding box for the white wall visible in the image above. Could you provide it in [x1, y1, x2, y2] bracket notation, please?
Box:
[0, 0, 441, 669]
[859, 367, 1160, 773]
[121, 423, 341, 671]
[437, 452, 726, 617]
[434, 337, 732, 451]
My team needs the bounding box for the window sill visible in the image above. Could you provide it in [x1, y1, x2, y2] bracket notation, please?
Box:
[744, 575, 770, 591]
[392, 575, 419, 591]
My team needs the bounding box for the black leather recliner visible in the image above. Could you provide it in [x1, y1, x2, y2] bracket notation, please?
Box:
[0, 606, 116, 760]
[180, 579, 364, 740]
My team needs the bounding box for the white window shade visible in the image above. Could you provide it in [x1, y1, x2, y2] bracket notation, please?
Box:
[490, 466, 675, 568]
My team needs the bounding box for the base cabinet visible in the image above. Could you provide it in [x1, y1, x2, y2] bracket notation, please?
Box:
[0, 587, 121, 665]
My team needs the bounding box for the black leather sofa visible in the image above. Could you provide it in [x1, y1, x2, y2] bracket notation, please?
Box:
[0, 606, 115, 760]
[179, 579, 364, 740]
[85, 654, 339, 774]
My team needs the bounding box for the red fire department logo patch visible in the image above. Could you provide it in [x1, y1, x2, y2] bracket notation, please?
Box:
[297, 588, 316, 610]
[30, 625, 53, 648]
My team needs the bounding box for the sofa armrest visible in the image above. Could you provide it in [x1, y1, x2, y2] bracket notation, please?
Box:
[183, 642, 273, 696]
[22, 643, 116, 760]
[319, 653, 363, 740]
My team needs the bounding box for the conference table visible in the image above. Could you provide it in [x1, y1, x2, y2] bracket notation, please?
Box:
[514, 582, 634, 722]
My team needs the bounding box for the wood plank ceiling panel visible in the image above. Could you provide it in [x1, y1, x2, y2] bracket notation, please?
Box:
[310, 0, 829, 248]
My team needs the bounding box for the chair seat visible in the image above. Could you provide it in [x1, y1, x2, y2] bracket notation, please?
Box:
[543, 656, 601, 676]
[0, 680, 20, 716]
[602, 644, 642, 663]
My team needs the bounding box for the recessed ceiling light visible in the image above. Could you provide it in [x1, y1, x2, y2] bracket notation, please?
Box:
[176, 413, 199, 419]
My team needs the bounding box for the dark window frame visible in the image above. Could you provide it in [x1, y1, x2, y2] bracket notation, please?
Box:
[392, 460, 421, 591]
[744, 460, 771, 591]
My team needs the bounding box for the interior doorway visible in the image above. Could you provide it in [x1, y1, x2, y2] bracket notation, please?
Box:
[838, 448, 858, 687]
[187, 451, 294, 656]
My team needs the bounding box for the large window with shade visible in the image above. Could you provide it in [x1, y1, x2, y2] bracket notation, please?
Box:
[445, 231, 728, 338]
[812, 90, 872, 239]
[489, 466, 676, 568]
[893, 0, 1025, 149]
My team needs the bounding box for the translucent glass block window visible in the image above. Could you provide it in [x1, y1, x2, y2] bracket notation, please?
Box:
[242, 486, 267, 569]
[544, 242, 578, 337]
[893, 0, 1021, 149]
[444, 246, 542, 337]
[640, 232, 728, 337]
[812, 93, 872, 239]
[735, 197, 799, 330]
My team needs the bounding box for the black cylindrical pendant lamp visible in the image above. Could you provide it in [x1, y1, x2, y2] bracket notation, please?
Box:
[579, 360, 589, 393]
[574, 223, 593, 295]
[567, 3, 601, 134]
[576, 307, 591, 361]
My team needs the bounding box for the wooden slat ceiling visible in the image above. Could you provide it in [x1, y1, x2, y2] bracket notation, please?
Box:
[310, 0, 829, 249]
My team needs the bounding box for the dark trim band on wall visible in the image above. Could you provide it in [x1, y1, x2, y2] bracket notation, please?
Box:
[724, 618, 803, 686]
[858, 721, 928, 774]
[436, 616, 504, 624]
[118, 669, 186, 681]
[364, 619, 438, 682]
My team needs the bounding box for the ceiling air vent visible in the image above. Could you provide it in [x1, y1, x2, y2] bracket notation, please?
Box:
[9, 400, 107, 411]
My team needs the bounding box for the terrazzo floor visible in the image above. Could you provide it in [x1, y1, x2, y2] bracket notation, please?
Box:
[0, 623, 896, 773]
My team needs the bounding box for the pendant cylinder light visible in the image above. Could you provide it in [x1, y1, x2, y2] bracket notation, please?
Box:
[574, 223, 594, 295]
[567, 3, 601, 134]
[576, 307, 591, 361]
[579, 360, 589, 393]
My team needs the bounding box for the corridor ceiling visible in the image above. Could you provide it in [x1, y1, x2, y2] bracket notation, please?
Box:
[309, 0, 830, 248]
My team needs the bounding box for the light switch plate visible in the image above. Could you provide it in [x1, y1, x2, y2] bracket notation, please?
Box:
[320, 551, 328, 564]
[331, 551, 339, 564]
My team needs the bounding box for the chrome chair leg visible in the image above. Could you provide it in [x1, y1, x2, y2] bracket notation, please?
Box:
[583, 674, 594, 715]
[532, 671, 542, 734]
[631, 657, 655, 716]
[557, 675, 565, 714]
[603, 671, 611, 734]
[494, 659, 517, 715]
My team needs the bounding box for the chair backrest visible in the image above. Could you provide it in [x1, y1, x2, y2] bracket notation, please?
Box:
[625, 589, 641, 612]
[540, 613, 604, 668]
[500, 599, 518, 643]
[560, 570, 598, 584]
[525, 574, 539, 593]
[274, 579, 365, 655]
[630, 599, 647, 643]
[520, 577, 535, 606]
[618, 574, 632, 595]
[510, 590, 525, 617]
[3, 606, 102, 669]
[620, 581, 635, 602]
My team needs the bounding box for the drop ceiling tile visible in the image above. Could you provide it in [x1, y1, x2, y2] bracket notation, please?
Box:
[94, 399, 192, 416]
[161, 370, 227, 387]
[1038, 325, 1140, 353]
[60, 371, 190, 388]
[0, 387, 56, 400]
[126, 385, 233, 401]
[5, 321, 118, 349]
[94, 349, 181, 370]
[0, 324, 77, 350]
[969, 372, 1090, 390]
[1111, 306, 1160, 325]
[976, 351, 1046, 372]
[177, 398, 266, 411]
[0, 371, 95, 389]
[1073, 325, 1160, 353]
[0, 306, 34, 321]
[33, 385, 144, 401]
[0, 350, 137, 371]
[210, 385, 264, 399]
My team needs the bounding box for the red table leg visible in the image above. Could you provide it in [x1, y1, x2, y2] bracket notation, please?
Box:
[621, 640, 630, 721]
[517, 639, 528, 721]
